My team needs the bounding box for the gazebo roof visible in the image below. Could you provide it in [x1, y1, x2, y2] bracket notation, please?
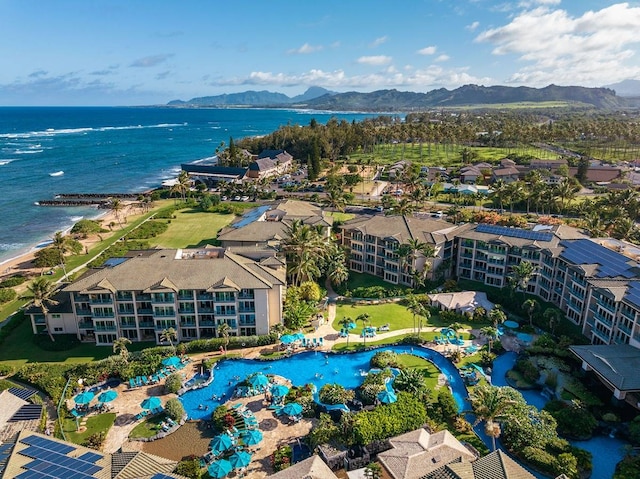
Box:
[569, 344, 640, 391]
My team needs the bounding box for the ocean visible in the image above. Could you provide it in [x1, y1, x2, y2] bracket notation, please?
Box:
[0, 107, 374, 263]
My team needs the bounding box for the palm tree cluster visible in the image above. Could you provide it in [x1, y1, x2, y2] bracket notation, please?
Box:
[397, 238, 437, 288]
[576, 189, 640, 242]
[281, 220, 348, 287]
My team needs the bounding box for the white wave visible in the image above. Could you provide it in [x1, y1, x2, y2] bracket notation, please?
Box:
[0, 122, 186, 139]
[70, 216, 84, 222]
[0, 159, 13, 165]
[0, 242, 25, 252]
[14, 149, 43, 154]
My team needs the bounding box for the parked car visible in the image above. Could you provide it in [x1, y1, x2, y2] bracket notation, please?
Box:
[240, 195, 250, 201]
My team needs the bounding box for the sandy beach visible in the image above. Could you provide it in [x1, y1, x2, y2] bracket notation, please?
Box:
[0, 203, 137, 281]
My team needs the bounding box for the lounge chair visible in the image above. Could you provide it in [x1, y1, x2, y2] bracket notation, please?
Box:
[70, 409, 81, 418]
[319, 337, 324, 346]
[129, 378, 136, 388]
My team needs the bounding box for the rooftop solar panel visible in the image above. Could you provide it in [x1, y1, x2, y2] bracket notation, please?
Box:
[560, 239, 639, 279]
[476, 224, 554, 242]
[20, 436, 75, 455]
[8, 405, 43, 422]
[77, 451, 103, 464]
[8, 388, 38, 401]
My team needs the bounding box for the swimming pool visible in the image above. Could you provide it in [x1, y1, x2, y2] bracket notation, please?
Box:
[179, 345, 469, 420]
[492, 352, 627, 479]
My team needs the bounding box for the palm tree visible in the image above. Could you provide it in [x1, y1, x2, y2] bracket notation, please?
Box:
[468, 385, 516, 451]
[357, 313, 371, 348]
[217, 322, 231, 355]
[109, 198, 125, 228]
[522, 298, 539, 327]
[489, 306, 506, 328]
[339, 316, 354, 348]
[322, 188, 347, 212]
[160, 327, 177, 352]
[282, 220, 327, 286]
[509, 261, 537, 297]
[398, 238, 436, 285]
[51, 231, 75, 282]
[479, 326, 498, 354]
[544, 308, 562, 335]
[171, 170, 191, 203]
[449, 321, 465, 351]
[326, 243, 349, 287]
[113, 337, 132, 362]
[405, 295, 426, 334]
[26, 277, 59, 342]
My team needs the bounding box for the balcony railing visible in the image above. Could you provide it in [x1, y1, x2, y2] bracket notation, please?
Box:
[120, 322, 137, 329]
[138, 321, 154, 328]
[93, 312, 115, 318]
[593, 311, 613, 328]
[199, 320, 215, 327]
[78, 321, 93, 329]
[75, 308, 91, 316]
[592, 328, 611, 342]
[95, 325, 117, 332]
[596, 299, 616, 313]
[90, 298, 113, 304]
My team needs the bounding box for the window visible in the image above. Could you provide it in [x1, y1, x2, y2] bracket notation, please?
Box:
[53, 327, 63, 332]
[51, 314, 61, 319]
[215, 292, 235, 302]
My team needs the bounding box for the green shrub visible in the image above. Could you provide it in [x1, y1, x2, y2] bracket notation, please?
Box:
[628, 415, 640, 445]
[0, 288, 17, 304]
[211, 406, 229, 433]
[124, 220, 169, 240]
[271, 445, 292, 472]
[545, 401, 597, 439]
[175, 456, 202, 479]
[0, 275, 25, 288]
[182, 333, 277, 353]
[164, 373, 182, 394]
[319, 383, 354, 405]
[370, 351, 400, 369]
[514, 358, 540, 383]
[165, 398, 185, 421]
[522, 446, 556, 473]
[70, 219, 104, 237]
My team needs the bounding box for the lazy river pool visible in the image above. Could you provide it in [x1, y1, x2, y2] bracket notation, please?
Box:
[179, 345, 468, 420]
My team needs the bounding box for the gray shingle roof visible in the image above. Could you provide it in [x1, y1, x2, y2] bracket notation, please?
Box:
[63, 249, 283, 294]
[266, 455, 338, 479]
[420, 450, 535, 479]
[569, 344, 640, 391]
[341, 215, 459, 244]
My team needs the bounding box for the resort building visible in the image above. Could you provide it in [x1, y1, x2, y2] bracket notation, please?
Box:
[339, 215, 461, 287]
[218, 199, 333, 248]
[0, 430, 186, 478]
[266, 455, 339, 479]
[246, 149, 294, 180]
[27, 247, 285, 346]
[377, 428, 476, 479]
[419, 449, 537, 479]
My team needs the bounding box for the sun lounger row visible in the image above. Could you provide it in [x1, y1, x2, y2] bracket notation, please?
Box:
[301, 337, 324, 347]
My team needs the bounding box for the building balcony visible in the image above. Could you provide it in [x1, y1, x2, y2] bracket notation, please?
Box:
[594, 311, 613, 328]
[95, 325, 117, 332]
[154, 312, 176, 318]
[565, 300, 582, 313]
[592, 328, 611, 342]
[93, 312, 115, 318]
[621, 309, 637, 322]
[197, 293, 215, 301]
[75, 308, 92, 316]
[137, 308, 153, 315]
[618, 323, 632, 335]
[238, 307, 255, 313]
[90, 298, 113, 304]
[180, 321, 196, 327]
[596, 299, 616, 313]
[78, 321, 93, 329]
[151, 298, 175, 304]
[155, 324, 177, 331]
[120, 322, 137, 329]
[138, 321, 154, 328]
[178, 307, 196, 314]
[199, 320, 215, 327]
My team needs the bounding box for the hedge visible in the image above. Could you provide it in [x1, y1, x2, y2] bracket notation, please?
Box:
[180, 333, 277, 353]
[0, 288, 17, 304]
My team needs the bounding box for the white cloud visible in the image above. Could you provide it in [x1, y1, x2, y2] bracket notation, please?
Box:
[357, 55, 393, 66]
[209, 66, 491, 91]
[417, 46, 437, 55]
[369, 36, 388, 47]
[129, 54, 173, 68]
[466, 21, 480, 31]
[287, 43, 323, 54]
[435, 54, 450, 62]
[476, 3, 640, 85]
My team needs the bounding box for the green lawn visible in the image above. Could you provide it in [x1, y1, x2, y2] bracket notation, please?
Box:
[63, 412, 116, 445]
[326, 211, 355, 222]
[150, 209, 237, 249]
[129, 414, 168, 439]
[395, 353, 441, 394]
[343, 272, 392, 291]
[0, 316, 154, 369]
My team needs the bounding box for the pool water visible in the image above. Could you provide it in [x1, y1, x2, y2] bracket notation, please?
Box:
[492, 352, 627, 479]
[179, 345, 469, 420]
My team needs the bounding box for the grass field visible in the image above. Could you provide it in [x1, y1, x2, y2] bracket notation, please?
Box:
[150, 209, 237, 249]
[396, 353, 441, 393]
[63, 412, 116, 445]
[0, 315, 154, 369]
[326, 211, 355, 222]
[349, 143, 561, 167]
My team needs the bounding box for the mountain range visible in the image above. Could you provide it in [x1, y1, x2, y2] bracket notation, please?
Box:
[167, 83, 636, 111]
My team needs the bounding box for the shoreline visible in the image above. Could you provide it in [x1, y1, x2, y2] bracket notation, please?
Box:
[0, 206, 130, 279]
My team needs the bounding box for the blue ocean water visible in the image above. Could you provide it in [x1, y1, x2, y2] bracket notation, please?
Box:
[0, 107, 374, 263]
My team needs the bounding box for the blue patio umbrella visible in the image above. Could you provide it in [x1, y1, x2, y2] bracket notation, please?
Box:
[347, 322, 357, 330]
[97, 390, 118, 403]
[162, 355, 181, 367]
[292, 332, 305, 341]
[282, 402, 303, 416]
[74, 391, 95, 405]
[377, 390, 398, 404]
[140, 396, 161, 410]
[270, 384, 289, 397]
[207, 458, 232, 478]
[241, 429, 263, 446]
[210, 434, 233, 453]
[280, 334, 295, 344]
[248, 373, 269, 388]
[504, 320, 519, 329]
[229, 450, 252, 469]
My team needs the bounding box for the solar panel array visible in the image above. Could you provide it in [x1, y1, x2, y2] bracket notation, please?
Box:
[8, 388, 37, 401]
[0, 443, 14, 477]
[560, 239, 638, 279]
[476, 224, 554, 242]
[625, 282, 640, 309]
[77, 451, 103, 463]
[16, 436, 104, 479]
[8, 405, 42, 422]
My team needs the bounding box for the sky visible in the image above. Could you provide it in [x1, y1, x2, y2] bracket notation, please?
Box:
[1, 0, 639, 106]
